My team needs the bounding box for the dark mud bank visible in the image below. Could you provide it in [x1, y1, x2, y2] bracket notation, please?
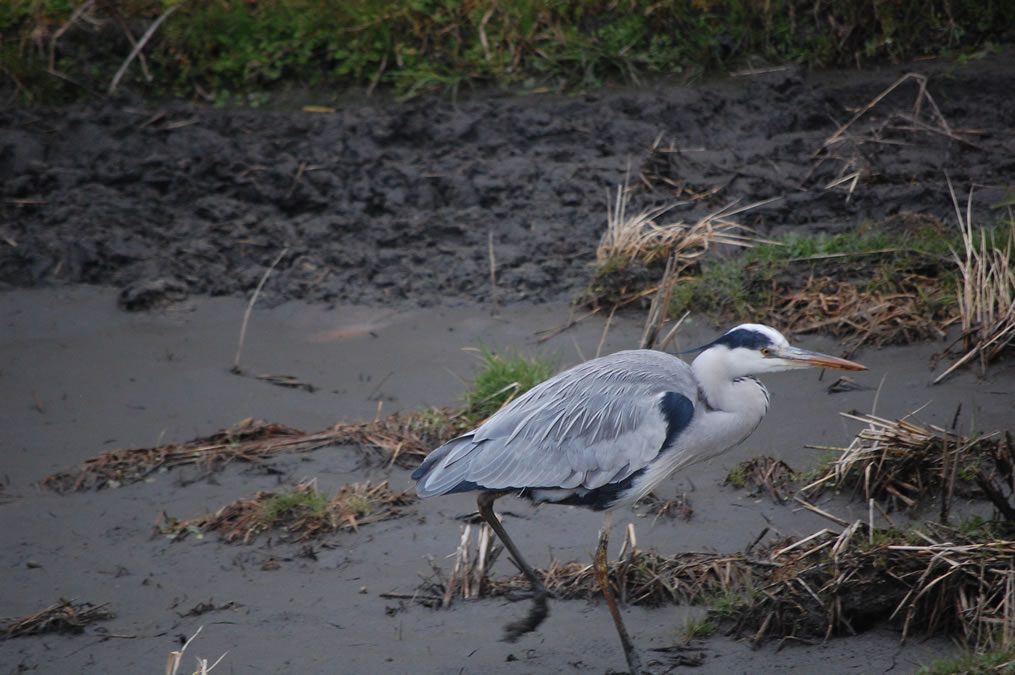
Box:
[3, 57, 1015, 309]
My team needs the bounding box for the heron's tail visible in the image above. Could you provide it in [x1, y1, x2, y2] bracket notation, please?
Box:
[411, 433, 481, 498]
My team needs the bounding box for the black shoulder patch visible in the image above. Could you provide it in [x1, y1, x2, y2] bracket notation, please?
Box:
[659, 391, 695, 450]
[713, 327, 772, 351]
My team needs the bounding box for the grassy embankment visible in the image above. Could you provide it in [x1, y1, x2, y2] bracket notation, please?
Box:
[2, 0, 1013, 104]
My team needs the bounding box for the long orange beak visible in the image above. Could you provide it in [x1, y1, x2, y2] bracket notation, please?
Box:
[774, 345, 867, 371]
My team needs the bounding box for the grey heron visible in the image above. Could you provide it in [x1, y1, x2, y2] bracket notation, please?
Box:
[412, 323, 866, 673]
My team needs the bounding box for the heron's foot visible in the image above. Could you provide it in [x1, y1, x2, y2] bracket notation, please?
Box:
[500, 591, 549, 643]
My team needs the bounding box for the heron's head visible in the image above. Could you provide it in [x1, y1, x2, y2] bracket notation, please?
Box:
[691, 323, 866, 377]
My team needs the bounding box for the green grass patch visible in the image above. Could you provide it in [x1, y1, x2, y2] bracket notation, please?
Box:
[707, 587, 760, 620]
[652, 215, 1006, 347]
[462, 345, 554, 425]
[259, 487, 331, 524]
[918, 647, 1015, 675]
[672, 217, 959, 318]
[679, 614, 716, 640]
[3, 0, 1014, 104]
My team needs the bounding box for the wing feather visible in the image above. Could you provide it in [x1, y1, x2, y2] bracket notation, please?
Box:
[413, 350, 700, 497]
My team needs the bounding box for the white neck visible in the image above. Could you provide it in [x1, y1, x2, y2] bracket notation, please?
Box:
[625, 348, 773, 506]
[690, 348, 770, 442]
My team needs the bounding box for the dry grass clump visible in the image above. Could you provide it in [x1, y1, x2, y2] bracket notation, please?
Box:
[407, 499, 1014, 651]
[41, 418, 347, 492]
[802, 413, 1013, 516]
[587, 173, 764, 308]
[2, 599, 112, 639]
[725, 456, 798, 503]
[935, 187, 1015, 383]
[735, 522, 1015, 651]
[164, 480, 415, 544]
[774, 275, 948, 353]
[416, 522, 1015, 651]
[41, 411, 460, 492]
[532, 549, 759, 608]
[636, 492, 693, 521]
[409, 521, 761, 610]
[597, 181, 759, 267]
[329, 408, 459, 468]
[659, 211, 960, 351]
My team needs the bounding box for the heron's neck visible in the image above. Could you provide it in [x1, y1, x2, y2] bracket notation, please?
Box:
[691, 352, 770, 424]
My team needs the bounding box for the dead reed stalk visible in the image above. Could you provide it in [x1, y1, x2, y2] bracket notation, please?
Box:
[233, 246, 289, 372]
[810, 72, 976, 202]
[934, 183, 1015, 383]
[165, 625, 228, 675]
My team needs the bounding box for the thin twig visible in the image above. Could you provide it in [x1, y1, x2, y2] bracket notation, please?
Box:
[233, 247, 288, 371]
[596, 305, 617, 359]
[108, 5, 180, 94]
[488, 227, 499, 316]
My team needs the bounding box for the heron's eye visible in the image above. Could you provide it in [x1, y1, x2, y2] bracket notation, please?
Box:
[760, 347, 771, 356]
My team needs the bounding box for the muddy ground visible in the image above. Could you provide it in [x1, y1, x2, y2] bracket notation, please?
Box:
[2, 51, 1015, 674]
[3, 54, 1015, 308]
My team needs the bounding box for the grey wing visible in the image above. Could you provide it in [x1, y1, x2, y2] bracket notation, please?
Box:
[412, 350, 699, 498]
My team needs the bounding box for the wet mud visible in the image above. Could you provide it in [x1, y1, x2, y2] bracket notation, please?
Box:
[3, 56, 1015, 309]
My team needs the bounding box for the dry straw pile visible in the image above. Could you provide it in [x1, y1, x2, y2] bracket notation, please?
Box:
[41, 412, 455, 492]
[804, 412, 1014, 519]
[1, 599, 112, 639]
[164, 479, 415, 544]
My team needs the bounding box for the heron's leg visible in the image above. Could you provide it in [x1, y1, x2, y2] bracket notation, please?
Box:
[476, 491, 549, 641]
[594, 511, 642, 675]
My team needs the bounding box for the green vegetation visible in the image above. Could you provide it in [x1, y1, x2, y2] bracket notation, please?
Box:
[707, 587, 759, 620]
[682, 587, 759, 640]
[385, 345, 553, 447]
[259, 487, 330, 524]
[679, 614, 716, 640]
[954, 514, 1009, 541]
[724, 463, 746, 489]
[670, 218, 962, 322]
[165, 480, 415, 543]
[918, 647, 1015, 674]
[463, 345, 554, 424]
[3, 0, 1013, 104]
[617, 214, 1015, 350]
